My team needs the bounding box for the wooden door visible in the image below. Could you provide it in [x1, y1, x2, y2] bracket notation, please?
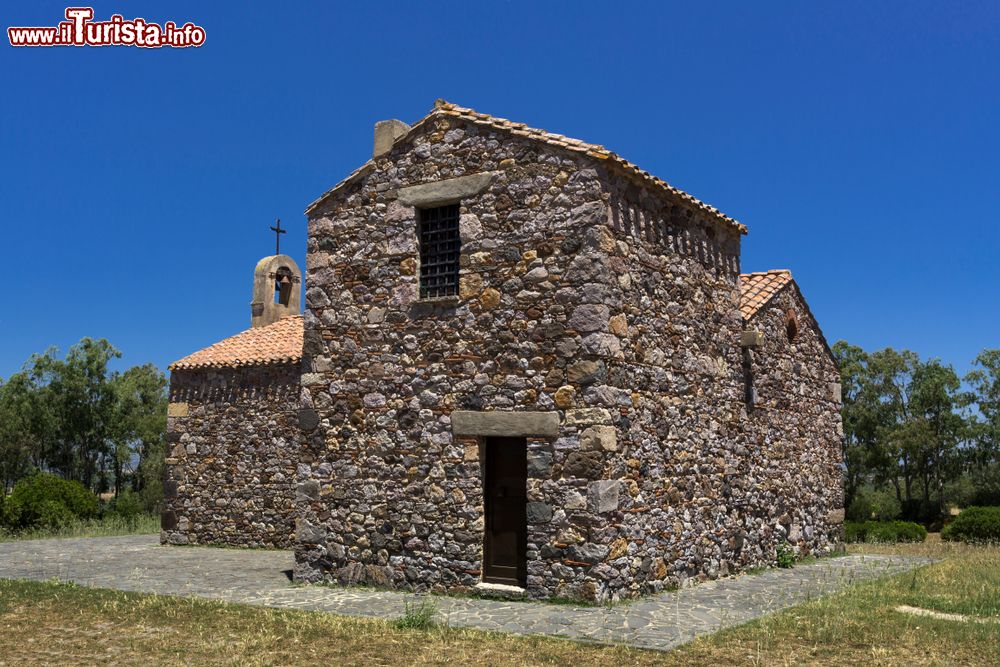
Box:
[482, 437, 527, 586]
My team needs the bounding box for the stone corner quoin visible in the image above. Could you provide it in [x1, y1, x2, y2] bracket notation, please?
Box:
[163, 105, 845, 604]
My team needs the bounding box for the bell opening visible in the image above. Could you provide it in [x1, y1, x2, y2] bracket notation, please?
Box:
[275, 267, 293, 306]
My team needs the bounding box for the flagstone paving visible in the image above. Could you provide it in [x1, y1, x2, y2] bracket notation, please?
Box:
[0, 535, 933, 652]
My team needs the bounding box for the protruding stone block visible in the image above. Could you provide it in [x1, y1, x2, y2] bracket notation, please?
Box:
[553, 385, 576, 409]
[300, 373, 323, 386]
[564, 408, 613, 426]
[298, 408, 320, 431]
[526, 502, 553, 524]
[480, 288, 501, 309]
[296, 518, 327, 544]
[527, 450, 553, 477]
[740, 330, 764, 348]
[580, 425, 618, 452]
[564, 451, 603, 479]
[581, 333, 623, 359]
[569, 304, 610, 333]
[373, 119, 410, 157]
[297, 480, 320, 501]
[167, 402, 189, 418]
[566, 360, 605, 385]
[567, 541, 609, 564]
[588, 480, 620, 513]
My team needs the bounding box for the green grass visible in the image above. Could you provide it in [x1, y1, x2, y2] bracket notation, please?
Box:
[0, 540, 997, 665]
[0, 513, 159, 542]
[391, 598, 439, 630]
[669, 539, 1000, 666]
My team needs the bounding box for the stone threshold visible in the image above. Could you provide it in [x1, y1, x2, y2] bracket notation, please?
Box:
[473, 581, 528, 599]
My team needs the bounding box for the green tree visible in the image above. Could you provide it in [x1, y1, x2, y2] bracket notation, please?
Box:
[0, 339, 167, 503]
[964, 349, 1000, 505]
[904, 358, 969, 513]
[108, 364, 168, 500]
[0, 371, 55, 490]
[834, 342, 971, 522]
[966, 349, 1000, 465]
[28, 339, 121, 488]
[861, 348, 968, 519]
[832, 341, 877, 509]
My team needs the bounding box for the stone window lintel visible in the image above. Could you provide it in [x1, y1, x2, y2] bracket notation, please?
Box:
[394, 172, 494, 208]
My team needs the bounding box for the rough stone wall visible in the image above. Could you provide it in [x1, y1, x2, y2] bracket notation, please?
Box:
[297, 114, 630, 598]
[295, 111, 842, 602]
[554, 177, 753, 599]
[589, 182, 844, 598]
[161, 363, 300, 548]
[742, 286, 844, 553]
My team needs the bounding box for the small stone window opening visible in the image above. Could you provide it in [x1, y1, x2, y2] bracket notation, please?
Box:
[742, 347, 755, 412]
[418, 203, 461, 299]
[274, 267, 293, 306]
[785, 309, 799, 343]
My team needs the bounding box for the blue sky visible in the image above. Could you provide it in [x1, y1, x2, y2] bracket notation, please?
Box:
[2, 1, 998, 379]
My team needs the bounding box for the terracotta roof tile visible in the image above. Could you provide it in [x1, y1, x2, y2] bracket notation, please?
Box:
[307, 100, 746, 235]
[169, 315, 303, 371]
[739, 270, 793, 320]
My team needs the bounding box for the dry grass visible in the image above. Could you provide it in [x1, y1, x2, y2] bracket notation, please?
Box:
[0, 540, 997, 666]
[0, 514, 160, 543]
[0, 580, 668, 667]
[669, 539, 1000, 666]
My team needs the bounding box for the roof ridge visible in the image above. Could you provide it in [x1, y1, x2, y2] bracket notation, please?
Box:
[308, 100, 747, 235]
[430, 100, 744, 233]
[740, 268, 792, 278]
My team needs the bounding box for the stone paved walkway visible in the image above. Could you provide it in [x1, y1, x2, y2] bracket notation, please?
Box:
[0, 536, 933, 652]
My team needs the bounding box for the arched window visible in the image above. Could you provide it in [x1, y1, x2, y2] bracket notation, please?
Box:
[274, 266, 293, 306]
[785, 309, 799, 343]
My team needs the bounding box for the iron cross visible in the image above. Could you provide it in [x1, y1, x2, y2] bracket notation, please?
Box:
[269, 218, 286, 255]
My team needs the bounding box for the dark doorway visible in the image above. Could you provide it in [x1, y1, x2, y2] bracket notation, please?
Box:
[482, 437, 527, 587]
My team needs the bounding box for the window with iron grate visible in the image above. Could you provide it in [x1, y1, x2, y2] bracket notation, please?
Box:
[418, 204, 461, 299]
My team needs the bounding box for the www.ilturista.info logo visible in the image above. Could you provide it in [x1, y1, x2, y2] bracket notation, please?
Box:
[8, 7, 205, 48]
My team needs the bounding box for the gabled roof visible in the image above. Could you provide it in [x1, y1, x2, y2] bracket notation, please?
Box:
[169, 315, 303, 371]
[739, 270, 793, 319]
[306, 100, 746, 234]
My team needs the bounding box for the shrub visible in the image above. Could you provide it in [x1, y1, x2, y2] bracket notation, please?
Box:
[846, 488, 901, 522]
[108, 489, 143, 523]
[3, 473, 99, 531]
[941, 506, 1000, 543]
[844, 520, 927, 543]
[775, 542, 796, 568]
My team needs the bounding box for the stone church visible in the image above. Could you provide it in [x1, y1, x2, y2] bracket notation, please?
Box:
[163, 101, 844, 602]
